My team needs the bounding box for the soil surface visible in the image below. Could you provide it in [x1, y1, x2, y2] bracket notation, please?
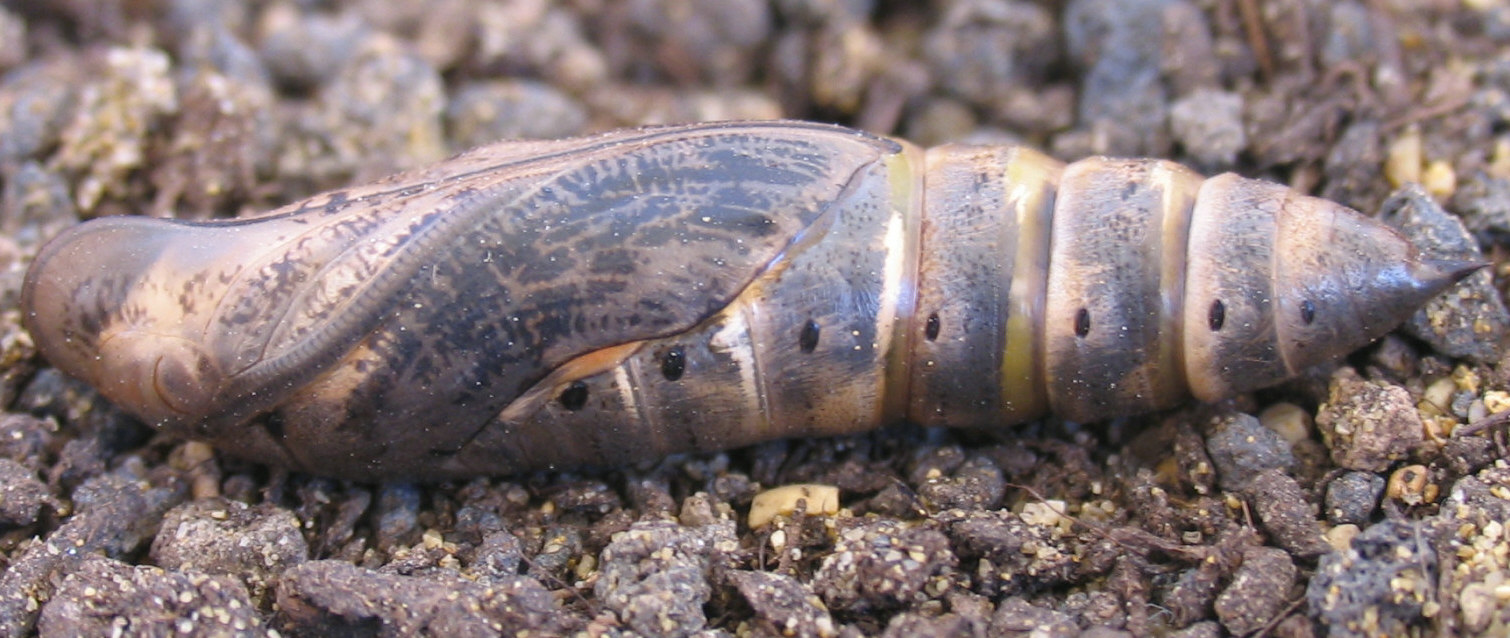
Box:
[2, 1, 1510, 636]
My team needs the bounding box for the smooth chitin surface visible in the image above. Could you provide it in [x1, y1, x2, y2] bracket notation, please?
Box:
[21, 121, 1473, 479]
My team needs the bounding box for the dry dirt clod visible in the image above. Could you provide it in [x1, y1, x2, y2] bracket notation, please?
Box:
[149, 498, 308, 608]
[1307, 520, 1442, 638]
[1315, 368, 1426, 472]
[1245, 469, 1331, 559]
[727, 569, 837, 638]
[813, 518, 958, 616]
[37, 555, 265, 637]
[0, 464, 187, 636]
[1213, 546, 1297, 635]
[594, 519, 738, 637]
[274, 559, 569, 636]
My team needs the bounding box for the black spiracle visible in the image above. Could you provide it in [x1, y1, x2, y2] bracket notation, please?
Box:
[1074, 308, 1091, 338]
[559, 382, 589, 410]
[660, 346, 686, 381]
[800, 319, 820, 353]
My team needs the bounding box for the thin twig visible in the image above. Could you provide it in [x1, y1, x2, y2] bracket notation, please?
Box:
[1384, 93, 1473, 131]
[1238, 0, 1274, 82]
[1457, 409, 1510, 437]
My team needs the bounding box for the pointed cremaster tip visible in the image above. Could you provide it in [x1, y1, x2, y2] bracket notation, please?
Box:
[1415, 257, 1488, 294]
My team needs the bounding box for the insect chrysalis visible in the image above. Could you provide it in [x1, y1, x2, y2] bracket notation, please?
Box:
[21, 121, 1476, 479]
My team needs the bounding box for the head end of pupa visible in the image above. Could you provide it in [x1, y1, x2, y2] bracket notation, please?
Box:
[21, 216, 228, 430]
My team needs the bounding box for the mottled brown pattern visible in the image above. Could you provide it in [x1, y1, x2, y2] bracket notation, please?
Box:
[21, 121, 1474, 479]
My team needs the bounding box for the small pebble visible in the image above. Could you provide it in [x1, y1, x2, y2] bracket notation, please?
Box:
[1258, 402, 1313, 446]
[1204, 411, 1295, 491]
[1383, 184, 1509, 363]
[749, 484, 841, 528]
[1384, 464, 1436, 505]
[1325, 471, 1385, 525]
[0, 457, 50, 527]
[1169, 88, 1246, 168]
